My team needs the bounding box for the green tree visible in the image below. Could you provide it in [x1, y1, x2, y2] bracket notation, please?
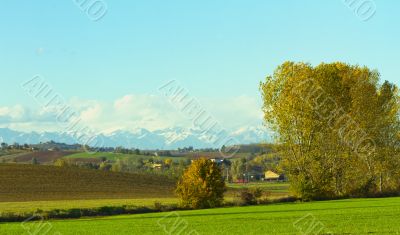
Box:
[230, 158, 246, 182]
[176, 158, 226, 209]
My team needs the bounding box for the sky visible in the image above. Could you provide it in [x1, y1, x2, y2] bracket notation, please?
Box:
[0, 0, 399, 133]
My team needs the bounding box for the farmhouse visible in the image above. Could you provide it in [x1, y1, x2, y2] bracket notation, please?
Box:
[264, 170, 280, 181]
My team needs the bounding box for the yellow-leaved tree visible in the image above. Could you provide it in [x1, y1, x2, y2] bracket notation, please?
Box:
[176, 158, 226, 209]
[260, 62, 400, 200]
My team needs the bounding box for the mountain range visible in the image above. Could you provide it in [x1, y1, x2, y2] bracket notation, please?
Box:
[0, 126, 272, 150]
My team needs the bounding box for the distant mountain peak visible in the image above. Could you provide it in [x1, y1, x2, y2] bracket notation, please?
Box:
[0, 126, 272, 150]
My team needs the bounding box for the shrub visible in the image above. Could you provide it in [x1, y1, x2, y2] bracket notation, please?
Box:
[176, 158, 226, 209]
[153, 201, 178, 212]
[65, 209, 81, 218]
[239, 187, 266, 205]
[54, 159, 69, 167]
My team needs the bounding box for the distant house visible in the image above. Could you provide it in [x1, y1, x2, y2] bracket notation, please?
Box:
[235, 179, 249, 184]
[264, 170, 280, 181]
[210, 158, 224, 163]
[152, 163, 162, 169]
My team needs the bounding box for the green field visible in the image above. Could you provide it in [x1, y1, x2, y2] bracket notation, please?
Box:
[0, 198, 179, 214]
[2, 197, 400, 234]
[63, 152, 186, 162]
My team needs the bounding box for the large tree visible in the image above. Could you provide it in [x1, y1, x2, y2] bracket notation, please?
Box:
[261, 62, 400, 199]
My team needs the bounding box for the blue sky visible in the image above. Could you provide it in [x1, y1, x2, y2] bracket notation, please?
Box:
[0, 0, 399, 133]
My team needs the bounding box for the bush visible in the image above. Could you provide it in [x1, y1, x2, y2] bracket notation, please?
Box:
[176, 158, 226, 209]
[239, 187, 267, 205]
[154, 202, 178, 212]
[65, 209, 82, 218]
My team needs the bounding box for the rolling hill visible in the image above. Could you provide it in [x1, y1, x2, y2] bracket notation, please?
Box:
[12, 151, 76, 164]
[63, 152, 185, 162]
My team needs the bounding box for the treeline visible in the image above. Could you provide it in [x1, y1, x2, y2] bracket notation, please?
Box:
[1, 143, 39, 151]
[53, 157, 192, 180]
[0, 142, 143, 153]
[0, 141, 82, 151]
[1, 142, 226, 156]
[261, 62, 400, 200]
[50, 153, 283, 182]
[226, 153, 282, 182]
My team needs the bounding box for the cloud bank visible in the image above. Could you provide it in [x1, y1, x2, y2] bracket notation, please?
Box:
[0, 94, 264, 134]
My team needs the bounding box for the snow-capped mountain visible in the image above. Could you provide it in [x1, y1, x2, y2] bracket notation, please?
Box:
[0, 126, 273, 150]
[231, 126, 273, 144]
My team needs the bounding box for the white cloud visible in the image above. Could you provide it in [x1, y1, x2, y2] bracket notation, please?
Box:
[0, 105, 25, 120]
[0, 104, 65, 132]
[200, 95, 264, 129]
[114, 95, 134, 111]
[0, 94, 264, 133]
[80, 104, 102, 121]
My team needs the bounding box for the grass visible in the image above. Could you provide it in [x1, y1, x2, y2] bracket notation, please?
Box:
[2, 197, 400, 234]
[63, 152, 186, 162]
[0, 164, 176, 202]
[0, 198, 178, 214]
[0, 183, 288, 215]
[13, 151, 77, 164]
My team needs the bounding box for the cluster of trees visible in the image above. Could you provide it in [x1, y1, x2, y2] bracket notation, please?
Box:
[261, 62, 400, 200]
[54, 157, 192, 179]
[175, 158, 273, 209]
[114, 147, 141, 155]
[0, 143, 37, 151]
[54, 158, 99, 169]
[177, 146, 194, 153]
[0, 142, 159, 156]
[50, 153, 282, 182]
[0, 141, 90, 152]
[229, 154, 281, 182]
